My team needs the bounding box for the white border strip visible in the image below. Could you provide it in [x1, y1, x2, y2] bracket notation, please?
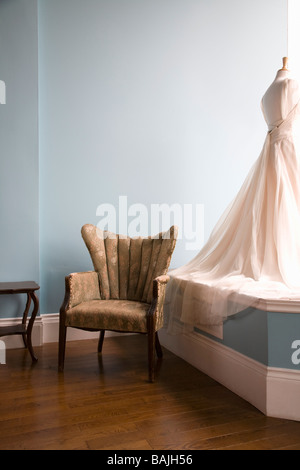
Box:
[0, 314, 129, 349]
[0, 316, 43, 349]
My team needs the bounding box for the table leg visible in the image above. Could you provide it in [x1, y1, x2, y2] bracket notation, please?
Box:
[22, 293, 32, 349]
[26, 291, 39, 363]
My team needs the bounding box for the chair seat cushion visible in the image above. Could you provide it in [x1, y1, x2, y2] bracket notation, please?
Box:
[66, 299, 151, 333]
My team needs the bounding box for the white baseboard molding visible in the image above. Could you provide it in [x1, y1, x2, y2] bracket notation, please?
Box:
[41, 313, 103, 344]
[0, 314, 126, 350]
[159, 328, 300, 422]
[0, 316, 44, 350]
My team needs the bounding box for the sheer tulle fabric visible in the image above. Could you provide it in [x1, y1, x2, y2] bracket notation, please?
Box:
[165, 81, 300, 332]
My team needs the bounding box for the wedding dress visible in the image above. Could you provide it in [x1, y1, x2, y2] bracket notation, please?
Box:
[165, 67, 300, 331]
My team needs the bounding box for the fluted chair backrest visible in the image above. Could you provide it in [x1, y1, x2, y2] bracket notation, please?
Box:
[81, 224, 178, 304]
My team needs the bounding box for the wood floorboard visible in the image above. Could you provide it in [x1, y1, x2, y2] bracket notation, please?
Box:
[0, 335, 300, 450]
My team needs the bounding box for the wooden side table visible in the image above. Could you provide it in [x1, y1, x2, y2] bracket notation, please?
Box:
[0, 282, 40, 362]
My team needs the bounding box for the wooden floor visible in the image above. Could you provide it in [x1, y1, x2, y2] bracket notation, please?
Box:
[1, 335, 300, 450]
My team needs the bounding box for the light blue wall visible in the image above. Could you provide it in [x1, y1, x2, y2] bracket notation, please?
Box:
[268, 313, 300, 370]
[196, 309, 300, 371]
[0, 0, 39, 317]
[0, 0, 288, 317]
[38, 0, 287, 314]
[196, 308, 269, 364]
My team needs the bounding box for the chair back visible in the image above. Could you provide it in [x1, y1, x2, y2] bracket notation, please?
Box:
[81, 224, 178, 303]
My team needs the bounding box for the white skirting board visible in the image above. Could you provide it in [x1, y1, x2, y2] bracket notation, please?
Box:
[2, 315, 300, 421]
[0, 314, 123, 350]
[159, 328, 300, 422]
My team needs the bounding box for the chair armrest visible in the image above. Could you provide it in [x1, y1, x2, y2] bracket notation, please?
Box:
[154, 275, 170, 286]
[147, 275, 170, 330]
[60, 271, 101, 312]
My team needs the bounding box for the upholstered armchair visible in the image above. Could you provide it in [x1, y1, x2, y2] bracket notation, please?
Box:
[59, 224, 178, 382]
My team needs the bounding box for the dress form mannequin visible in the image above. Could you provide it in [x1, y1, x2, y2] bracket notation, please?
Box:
[262, 58, 300, 129]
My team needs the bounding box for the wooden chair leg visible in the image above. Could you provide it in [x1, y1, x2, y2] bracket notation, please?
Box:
[98, 330, 105, 353]
[155, 332, 163, 359]
[58, 322, 67, 372]
[148, 329, 156, 383]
